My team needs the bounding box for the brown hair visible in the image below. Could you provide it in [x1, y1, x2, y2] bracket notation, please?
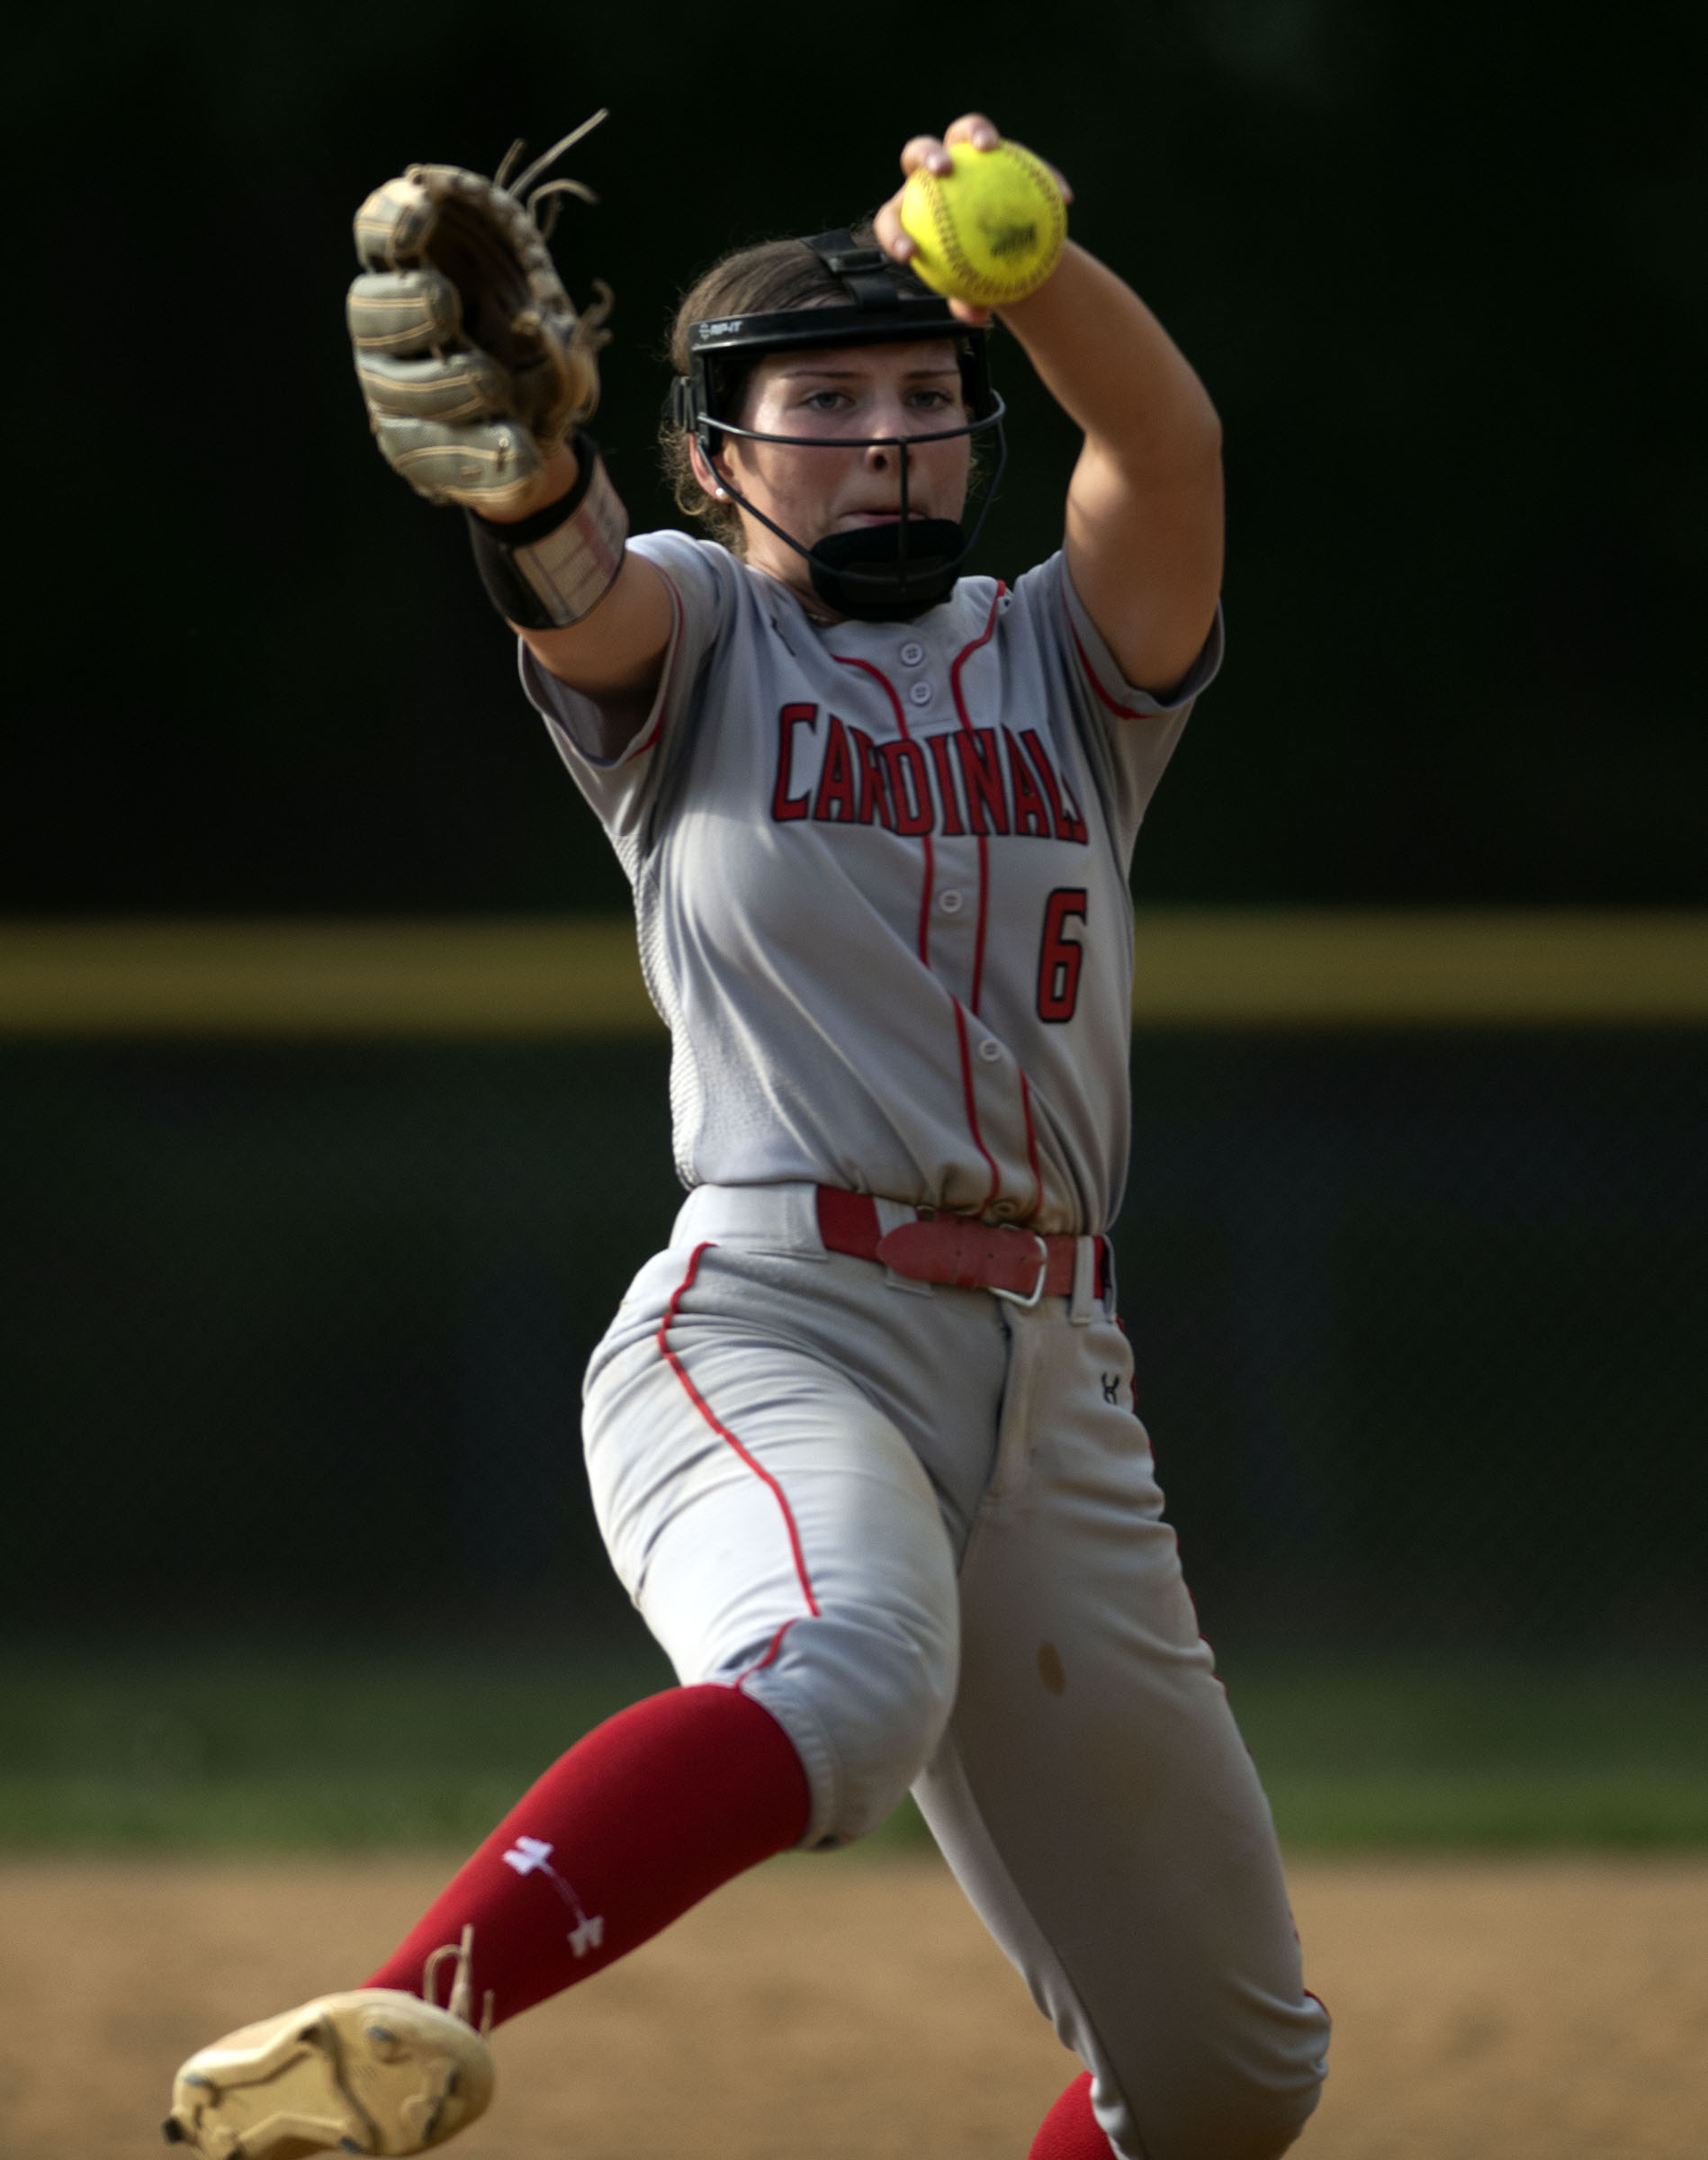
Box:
[660, 225, 930, 552]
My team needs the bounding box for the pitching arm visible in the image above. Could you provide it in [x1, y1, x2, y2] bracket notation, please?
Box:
[876, 115, 1223, 698]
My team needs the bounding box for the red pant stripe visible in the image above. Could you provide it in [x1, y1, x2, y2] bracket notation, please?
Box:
[657, 1241, 822, 1618]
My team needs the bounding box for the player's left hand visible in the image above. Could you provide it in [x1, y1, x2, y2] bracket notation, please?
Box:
[873, 113, 1074, 325]
[346, 121, 614, 518]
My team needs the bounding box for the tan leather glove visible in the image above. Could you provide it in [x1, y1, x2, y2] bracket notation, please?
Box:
[346, 117, 612, 517]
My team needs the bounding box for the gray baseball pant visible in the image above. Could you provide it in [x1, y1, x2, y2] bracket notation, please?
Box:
[582, 1183, 1329, 2160]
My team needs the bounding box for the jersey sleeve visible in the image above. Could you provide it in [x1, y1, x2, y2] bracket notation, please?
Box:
[517, 529, 736, 860]
[1011, 552, 1225, 856]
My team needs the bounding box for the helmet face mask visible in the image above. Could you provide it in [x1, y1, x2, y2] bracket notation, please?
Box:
[669, 231, 1008, 621]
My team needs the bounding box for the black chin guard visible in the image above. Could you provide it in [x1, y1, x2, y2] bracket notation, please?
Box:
[669, 230, 1008, 621]
[807, 519, 967, 620]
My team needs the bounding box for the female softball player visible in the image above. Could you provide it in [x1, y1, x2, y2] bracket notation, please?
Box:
[165, 113, 1329, 2160]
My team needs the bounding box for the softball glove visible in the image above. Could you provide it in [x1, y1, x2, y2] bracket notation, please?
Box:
[346, 114, 614, 517]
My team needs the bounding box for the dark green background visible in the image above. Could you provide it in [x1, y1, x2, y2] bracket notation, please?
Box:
[5, 1030, 1703, 1649]
[9, 0, 1705, 912]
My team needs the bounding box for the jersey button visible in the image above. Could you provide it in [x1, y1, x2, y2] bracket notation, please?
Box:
[977, 1038, 1002, 1062]
[938, 889, 964, 914]
[992, 1199, 1019, 1219]
[899, 641, 926, 667]
[906, 680, 933, 706]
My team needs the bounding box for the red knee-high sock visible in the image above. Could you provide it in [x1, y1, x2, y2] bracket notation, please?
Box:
[364, 1684, 809, 2026]
[1029, 2073, 1111, 2160]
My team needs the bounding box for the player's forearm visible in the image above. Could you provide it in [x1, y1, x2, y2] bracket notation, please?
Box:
[477, 443, 676, 747]
[515, 552, 672, 711]
[998, 244, 1222, 488]
[1001, 244, 1222, 690]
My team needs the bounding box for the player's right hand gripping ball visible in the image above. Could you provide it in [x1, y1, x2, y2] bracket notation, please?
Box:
[346, 120, 613, 516]
[899, 139, 1067, 308]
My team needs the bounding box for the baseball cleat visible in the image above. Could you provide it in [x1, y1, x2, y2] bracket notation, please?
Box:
[162, 1928, 495, 2158]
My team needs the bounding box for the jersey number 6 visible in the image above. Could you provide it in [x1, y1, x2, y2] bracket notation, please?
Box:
[1036, 888, 1088, 1022]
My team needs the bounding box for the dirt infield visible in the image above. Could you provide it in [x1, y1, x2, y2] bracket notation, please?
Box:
[7, 1852, 1705, 2160]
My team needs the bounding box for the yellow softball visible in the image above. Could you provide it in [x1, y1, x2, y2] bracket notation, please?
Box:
[899, 139, 1067, 307]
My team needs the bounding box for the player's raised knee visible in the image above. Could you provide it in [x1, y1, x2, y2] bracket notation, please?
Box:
[731, 1611, 957, 1849]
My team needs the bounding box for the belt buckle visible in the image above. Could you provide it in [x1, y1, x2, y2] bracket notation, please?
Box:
[991, 1232, 1049, 1309]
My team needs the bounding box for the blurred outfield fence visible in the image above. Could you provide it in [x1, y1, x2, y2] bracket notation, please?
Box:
[1, 912, 1704, 1657]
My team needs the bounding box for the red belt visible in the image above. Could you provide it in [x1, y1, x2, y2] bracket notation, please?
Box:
[815, 1187, 1104, 1307]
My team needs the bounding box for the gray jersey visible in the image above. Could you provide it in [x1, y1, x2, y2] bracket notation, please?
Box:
[523, 532, 1219, 1235]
